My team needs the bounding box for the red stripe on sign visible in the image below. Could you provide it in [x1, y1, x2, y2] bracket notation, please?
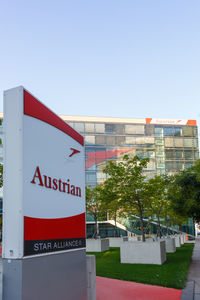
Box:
[24, 90, 84, 146]
[24, 213, 86, 240]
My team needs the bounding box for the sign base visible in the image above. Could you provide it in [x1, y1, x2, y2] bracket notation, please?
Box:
[3, 250, 87, 300]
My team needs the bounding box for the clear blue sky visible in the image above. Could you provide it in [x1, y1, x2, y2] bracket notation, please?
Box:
[0, 0, 200, 123]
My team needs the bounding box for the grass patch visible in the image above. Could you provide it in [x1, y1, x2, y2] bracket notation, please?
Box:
[87, 243, 194, 289]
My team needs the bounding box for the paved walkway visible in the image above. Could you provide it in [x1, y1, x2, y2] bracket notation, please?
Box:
[181, 238, 200, 300]
[96, 276, 182, 300]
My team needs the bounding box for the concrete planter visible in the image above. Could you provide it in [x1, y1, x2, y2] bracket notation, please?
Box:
[164, 237, 176, 253]
[120, 240, 166, 265]
[179, 235, 184, 245]
[128, 236, 141, 242]
[108, 237, 128, 247]
[86, 238, 109, 252]
[174, 236, 181, 247]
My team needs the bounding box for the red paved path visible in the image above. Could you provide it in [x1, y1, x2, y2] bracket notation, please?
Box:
[96, 276, 182, 300]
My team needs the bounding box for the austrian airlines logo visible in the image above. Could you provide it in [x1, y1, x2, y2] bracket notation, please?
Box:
[69, 148, 80, 157]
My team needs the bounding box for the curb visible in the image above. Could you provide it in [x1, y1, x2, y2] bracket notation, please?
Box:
[181, 281, 194, 300]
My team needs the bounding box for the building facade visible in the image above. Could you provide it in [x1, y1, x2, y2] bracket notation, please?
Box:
[60, 115, 199, 187]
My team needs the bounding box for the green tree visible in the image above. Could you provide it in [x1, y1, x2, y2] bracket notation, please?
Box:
[101, 177, 123, 237]
[86, 184, 105, 238]
[168, 159, 200, 222]
[103, 155, 149, 242]
[147, 175, 168, 238]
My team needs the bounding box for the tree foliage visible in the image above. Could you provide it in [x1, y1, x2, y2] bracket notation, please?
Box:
[103, 155, 149, 241]
[146, 175, 169, 237]
[86, 184, 105, 238]
[168, 159, 200, 222]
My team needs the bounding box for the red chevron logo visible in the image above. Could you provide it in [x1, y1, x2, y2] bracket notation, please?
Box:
[69, 148, 80, 157]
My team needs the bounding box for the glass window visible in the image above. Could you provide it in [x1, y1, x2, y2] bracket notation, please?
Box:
[184, 139, 193, 147]
[95, 150, 107, 160]
[87, 164, 96, 171]
[74, 123, 84, 133]
[146, 151, 155, 158]
[145, 125, 154, 136]
[194, 151, 199, 159]
[174, 127, 182, 136]
[156, 151, 165, 157]
[85, 136, 95, 145]
[136, 125, 145, 135]
[147, 160, 156, 170]
[86, 172, 96, 182]
[95, 124, 105, 133]
[174, 150, 183, 159]
[106, 149, 117, 159]
[85, 123, 95, 133]
[174, 138, 183, 147]
[156, 162, 165, 169]
[106, 136, 116, 145]
[164, 127, 174, 136]
[193, 127, 198, 137]
[144, 137, 154, 144]
[125, 125, 135, 134]
[175, 162, 183, 171]
[96, 136, 106, 145]
[116, 136, 125, 145]
[115, 125, 124, 134]
[166, 162, 176, 171]
[136, 137, 145, 144]
[85, 146, 97, 153]
[155, 138, 164, 145]
[165, 150, 174, 159]
[184, 151, 193, 160]
[136, 150, 145, 158]
[96, 172, 107, 180]
[183, 126, 193, 137]
[125, 125, 144, 135]
[185, 162, 193, 169]
[105, 124, 115, 134]
[165, 138, 174, 147]
[155, 127, 164, 137]
[193, 139, 198, 148]
[125, 137, 136, 145]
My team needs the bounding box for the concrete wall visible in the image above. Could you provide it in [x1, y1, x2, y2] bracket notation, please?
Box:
[120, 240, 166, 265]
[86, 238, 109, 252]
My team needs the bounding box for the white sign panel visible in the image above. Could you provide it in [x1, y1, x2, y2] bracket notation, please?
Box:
[3, 86, 85, 258]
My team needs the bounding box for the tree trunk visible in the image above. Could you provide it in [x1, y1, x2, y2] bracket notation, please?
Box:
[157, 214, 161, 238]
[94, 215, 99, 239]
[138, 202, 145, 242]
[114, 211, 117, 237]
[165, 215, 169, 235]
